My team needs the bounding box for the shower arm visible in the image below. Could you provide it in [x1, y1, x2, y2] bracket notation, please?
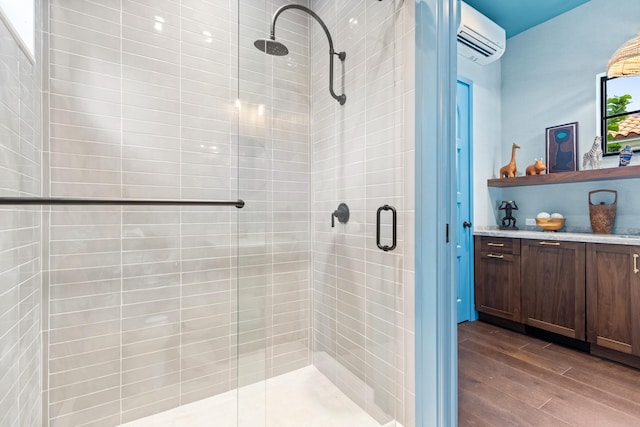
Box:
[270, 4, 346, 105]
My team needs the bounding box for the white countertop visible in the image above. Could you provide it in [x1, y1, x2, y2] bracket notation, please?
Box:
[474, 227, 640, 245]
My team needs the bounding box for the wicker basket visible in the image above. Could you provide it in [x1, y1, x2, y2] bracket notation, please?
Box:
[589, 190, 617, 234]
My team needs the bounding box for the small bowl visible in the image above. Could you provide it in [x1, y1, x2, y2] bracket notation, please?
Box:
[535, 217, 565, 231]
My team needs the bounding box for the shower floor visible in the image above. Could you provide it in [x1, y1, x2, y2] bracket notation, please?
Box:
[120, 365, 392, 427]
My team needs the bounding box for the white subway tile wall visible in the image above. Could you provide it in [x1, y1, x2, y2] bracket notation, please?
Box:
[38, 0, 415, 426]
[0, 1, 43, 427]
[309, 1, 414, 426]
[43, 0, 311, 425]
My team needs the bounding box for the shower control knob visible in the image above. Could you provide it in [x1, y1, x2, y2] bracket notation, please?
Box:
[331, 203, 350, 227]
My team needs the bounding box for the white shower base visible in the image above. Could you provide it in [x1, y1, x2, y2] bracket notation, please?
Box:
[120, 365, 397, 427]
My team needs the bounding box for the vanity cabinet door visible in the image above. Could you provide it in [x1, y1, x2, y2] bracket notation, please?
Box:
[521, 239, 585, 340]
[586, 243, 640, 356]
[474, 237, 521, 322]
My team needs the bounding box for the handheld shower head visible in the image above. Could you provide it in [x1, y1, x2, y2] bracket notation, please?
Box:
[254, 38, 289, 56]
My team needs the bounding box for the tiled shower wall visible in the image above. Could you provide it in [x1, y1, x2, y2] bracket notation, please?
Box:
[0, 1, 43, 427]
[42, 0, 310, 425]
[39, 0, 415, 426]
[309, 1, 415, 426]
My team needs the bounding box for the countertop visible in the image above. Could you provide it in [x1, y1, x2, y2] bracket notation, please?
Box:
[474, 227, 640, 245]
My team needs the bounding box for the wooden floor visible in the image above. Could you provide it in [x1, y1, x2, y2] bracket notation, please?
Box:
[458, 320, 640, 426]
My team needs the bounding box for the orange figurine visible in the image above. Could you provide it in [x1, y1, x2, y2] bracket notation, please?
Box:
[525, 158, 546, 175]
[499, 143, 520, 178]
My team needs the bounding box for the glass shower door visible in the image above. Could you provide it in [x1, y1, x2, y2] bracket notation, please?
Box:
[235, 0, 273, 425]
[236, 0, 404, 426]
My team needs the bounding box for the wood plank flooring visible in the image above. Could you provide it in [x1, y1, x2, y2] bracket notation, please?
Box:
[458, 320, 640, 426]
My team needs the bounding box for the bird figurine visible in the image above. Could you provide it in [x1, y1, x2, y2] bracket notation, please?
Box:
[619, 145, 633, 166]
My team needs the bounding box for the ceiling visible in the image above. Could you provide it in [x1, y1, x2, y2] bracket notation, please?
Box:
[464, 0, 591, 38]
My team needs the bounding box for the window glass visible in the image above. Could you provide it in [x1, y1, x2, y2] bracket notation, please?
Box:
[601, 75, 640, 154]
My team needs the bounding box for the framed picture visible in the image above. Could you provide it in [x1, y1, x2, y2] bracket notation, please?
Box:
[546, 122, 578, 173]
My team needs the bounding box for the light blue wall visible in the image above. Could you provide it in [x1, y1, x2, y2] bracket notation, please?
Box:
[495, 0, 640, 231]
[500, 178, 640, 233]
[458, 58, 502, 227]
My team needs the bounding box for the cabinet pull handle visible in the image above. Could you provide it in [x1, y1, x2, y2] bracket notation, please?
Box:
[539, 241, 560, 246]
[487, 253, 504, 259]
[634, 254, 639, 274]
[487, 242, 504, 247]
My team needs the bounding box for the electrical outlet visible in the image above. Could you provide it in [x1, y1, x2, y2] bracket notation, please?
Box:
[525, 218, 536, 226]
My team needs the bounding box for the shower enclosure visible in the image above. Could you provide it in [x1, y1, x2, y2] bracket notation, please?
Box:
[0, 0, 415, 426]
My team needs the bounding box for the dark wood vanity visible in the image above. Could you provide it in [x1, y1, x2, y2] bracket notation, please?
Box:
[475, 234, 640, 370]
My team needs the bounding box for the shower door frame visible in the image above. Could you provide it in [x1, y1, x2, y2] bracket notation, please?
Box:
[415, 0, 459, 426]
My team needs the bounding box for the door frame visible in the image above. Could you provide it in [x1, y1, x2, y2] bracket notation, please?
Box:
[415, 0, 458, 426]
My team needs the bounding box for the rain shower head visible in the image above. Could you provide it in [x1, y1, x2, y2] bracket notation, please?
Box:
[254, 38, 289, 56]
[254, 4, 346, 105]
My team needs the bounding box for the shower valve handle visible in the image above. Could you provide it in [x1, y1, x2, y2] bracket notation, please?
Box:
[331, 203, 350, 227]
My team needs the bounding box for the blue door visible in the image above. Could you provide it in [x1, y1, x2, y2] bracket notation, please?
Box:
[456, 80, 474, 323]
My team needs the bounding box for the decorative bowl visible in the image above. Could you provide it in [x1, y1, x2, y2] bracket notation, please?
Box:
[535, 217, 565, 231]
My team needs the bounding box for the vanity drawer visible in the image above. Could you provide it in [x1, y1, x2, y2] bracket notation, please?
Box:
[476, 236, 520, 255]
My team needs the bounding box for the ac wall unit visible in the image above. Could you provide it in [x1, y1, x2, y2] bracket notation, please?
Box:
[458, 2, 505, 65]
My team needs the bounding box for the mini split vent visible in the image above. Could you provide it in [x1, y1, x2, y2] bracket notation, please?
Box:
[458, 2, 505, 65]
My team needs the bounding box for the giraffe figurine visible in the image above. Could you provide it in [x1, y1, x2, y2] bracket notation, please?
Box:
[499, 143, 521, 178]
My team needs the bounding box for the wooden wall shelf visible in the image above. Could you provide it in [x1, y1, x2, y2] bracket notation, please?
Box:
[488, 165, 640, 187]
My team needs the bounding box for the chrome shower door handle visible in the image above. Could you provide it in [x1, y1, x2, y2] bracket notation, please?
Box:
[376, 205, 397, 252]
